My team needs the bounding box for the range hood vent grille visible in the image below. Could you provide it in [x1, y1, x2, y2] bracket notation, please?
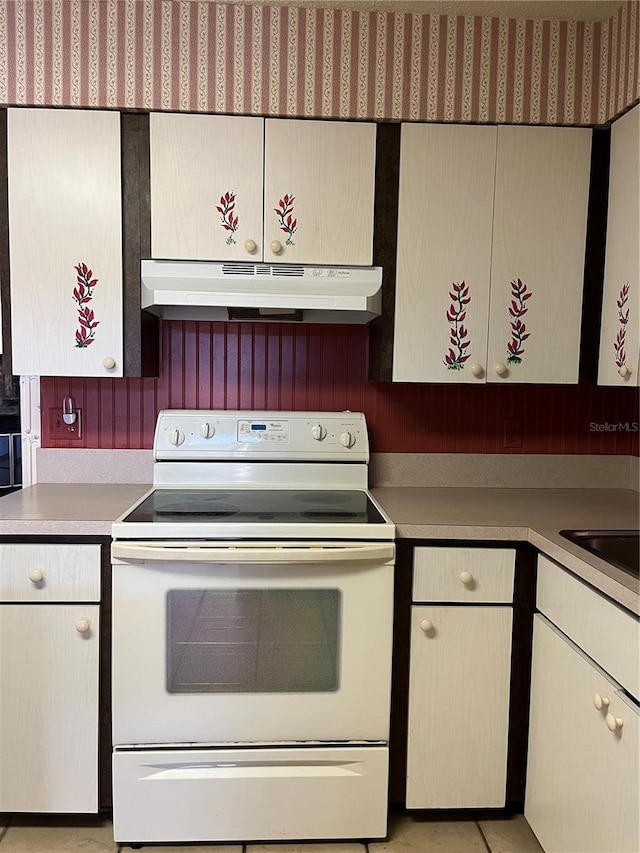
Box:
[222, 263, 305, 278]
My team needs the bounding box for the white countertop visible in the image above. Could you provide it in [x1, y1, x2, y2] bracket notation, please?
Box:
[0, 483, 637, 613]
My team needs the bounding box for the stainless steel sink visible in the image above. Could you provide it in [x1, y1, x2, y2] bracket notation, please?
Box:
[560, 530, 640, 580]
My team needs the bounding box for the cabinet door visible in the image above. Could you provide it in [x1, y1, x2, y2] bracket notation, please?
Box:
[150, 113, 264, 262]
[0, 604, 99, 812]
[263, 119, 375, 266]
[393, 124, 496, 382]
[526, 615, 639, 853]
[488, 126, 591, 383]
[406, 605, 513, 808]
[598, 105, 639, 386]
[8, 108, 123, 377]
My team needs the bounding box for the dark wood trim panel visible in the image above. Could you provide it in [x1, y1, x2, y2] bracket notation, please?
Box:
[0, 109, 10, 376]
[578, 127, 611, 383]
[505, 545, 537, 808]
[0, 109, 15, 396]
[121, 112, 159, 378]
[388, 539, 413, 804]
[369, 122, 401, 382]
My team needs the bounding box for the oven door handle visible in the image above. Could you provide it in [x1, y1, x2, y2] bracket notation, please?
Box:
[111, 541, 395, 563]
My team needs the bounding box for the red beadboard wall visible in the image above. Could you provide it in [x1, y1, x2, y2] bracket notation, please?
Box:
[40, 321, 640, 454]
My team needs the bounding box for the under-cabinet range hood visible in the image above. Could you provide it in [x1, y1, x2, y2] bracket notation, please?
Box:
[141, 260, 383, 324]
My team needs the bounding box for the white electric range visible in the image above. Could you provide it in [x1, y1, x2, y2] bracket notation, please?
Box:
[110, 410, 395, 845]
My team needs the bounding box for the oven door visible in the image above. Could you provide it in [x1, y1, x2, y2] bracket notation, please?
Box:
[111, 540, 394, 746]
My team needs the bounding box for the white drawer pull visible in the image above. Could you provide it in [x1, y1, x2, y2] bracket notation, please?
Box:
[244, 239, 257, 253]
[459, 571, 474, 586]
[593, 693, 610, 711]
[75, 618, 91, 634]
[606, 713, 624, 732]
[28, 569, 44, 584]
[420, 619, 434, 634]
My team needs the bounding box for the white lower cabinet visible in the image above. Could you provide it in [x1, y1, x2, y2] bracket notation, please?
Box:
[526, 614, 639, 853]
[406, 546, 516, 808]
[0, 544, 100, 813]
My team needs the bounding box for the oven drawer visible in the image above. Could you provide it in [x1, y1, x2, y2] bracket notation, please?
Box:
[0, 544, 100, 602]
[112, 745, 389, 843]
[413, 546, 515, 603]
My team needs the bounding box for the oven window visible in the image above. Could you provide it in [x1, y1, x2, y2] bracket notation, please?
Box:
[166, 589, 341, 693]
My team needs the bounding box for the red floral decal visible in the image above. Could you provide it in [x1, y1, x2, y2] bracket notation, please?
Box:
[614, 282, 630, 369]
[444, 281, 471, 370]
[216, 191, 239, 244]
[506, 278, 532, 365]
[274, 193, 297, 245]
[73, 262, 99, 348]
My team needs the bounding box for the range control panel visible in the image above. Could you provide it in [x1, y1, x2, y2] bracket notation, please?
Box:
[154, 410, 369, 461]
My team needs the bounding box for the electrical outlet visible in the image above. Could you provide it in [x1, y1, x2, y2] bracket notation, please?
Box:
[48, 408, 83, 440]
[503, 417, 522, 448]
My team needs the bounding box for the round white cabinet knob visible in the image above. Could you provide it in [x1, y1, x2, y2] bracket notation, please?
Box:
[618, 364, 631, 378]
[311, 424, 327, 441]
[199, 423, 215, 440]
[340, 431, 356, 448]
[244, 239, 257, 254]
[471, 364, 484, 378]
[420, 619, 434, 634]
[495, 363, 508, 377]
[270, 240, 283, 255]
[169, 429, 185, 447]
[102, 357, 116, 370]
[459, 571, 474, 586]
[593, 693, 611, 710]
[28, 569, 44, 584]
[75, 618, 91, 634]
[606, 713, 624, 732]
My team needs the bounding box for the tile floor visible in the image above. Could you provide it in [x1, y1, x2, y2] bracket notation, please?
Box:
[0, 812, 544, 852]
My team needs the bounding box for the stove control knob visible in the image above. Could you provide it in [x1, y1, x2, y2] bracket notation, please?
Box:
[311, 424, 327, 441]
[340, 431, 356, 448]
[168, 429, 185, 447]
[199, 423, 215, 440]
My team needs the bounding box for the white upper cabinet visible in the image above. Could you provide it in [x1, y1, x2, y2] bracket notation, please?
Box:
[393, 123, 591, 383]
[393, 124, 496, 383]
[263, 119, 375, 266]
[598, 105, 640, 386]
[488, 126, 592, 384]
[8, 108, 123, 377]
[150, 113, 264, 262]
[151, 115, 376, 267]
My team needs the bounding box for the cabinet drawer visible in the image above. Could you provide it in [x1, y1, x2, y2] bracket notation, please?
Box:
[0, 545, 101, 602]
[537, 555, 639, 700]
[413, 547, 515, 603]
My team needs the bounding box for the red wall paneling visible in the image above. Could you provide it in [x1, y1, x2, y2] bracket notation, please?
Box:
[39, 321, 640, 456]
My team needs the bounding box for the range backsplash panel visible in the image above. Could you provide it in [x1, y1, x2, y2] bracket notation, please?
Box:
[40, 321, 639, 455]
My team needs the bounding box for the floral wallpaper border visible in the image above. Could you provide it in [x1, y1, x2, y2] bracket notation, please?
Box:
[0, 0, 637, 125]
